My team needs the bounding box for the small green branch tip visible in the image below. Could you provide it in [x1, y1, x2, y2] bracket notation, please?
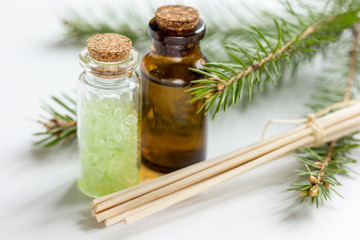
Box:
[34, 94, 77, 148]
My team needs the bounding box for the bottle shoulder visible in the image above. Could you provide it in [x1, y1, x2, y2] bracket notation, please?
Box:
[79, 71, 140, 91]
[140, 51, 206, 86]
[142, 51, 206, 64]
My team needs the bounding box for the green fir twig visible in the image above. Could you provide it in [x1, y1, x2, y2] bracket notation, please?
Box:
[34, 94, 77, 148]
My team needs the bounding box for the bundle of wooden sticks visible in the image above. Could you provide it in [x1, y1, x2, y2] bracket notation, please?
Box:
[90, 102, 360, 227]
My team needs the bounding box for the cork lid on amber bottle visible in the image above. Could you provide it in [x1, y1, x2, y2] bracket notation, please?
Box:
[155, 5, 200, 32]
[86, 33, 132, 62]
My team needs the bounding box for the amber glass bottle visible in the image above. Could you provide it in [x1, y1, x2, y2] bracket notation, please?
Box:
[141, 5, 207, 173]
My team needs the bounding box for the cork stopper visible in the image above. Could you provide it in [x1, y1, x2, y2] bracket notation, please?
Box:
[86, 33, 132, 62]
[155, 5, 199, 32]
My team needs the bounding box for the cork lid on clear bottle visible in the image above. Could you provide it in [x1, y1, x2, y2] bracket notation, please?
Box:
[86, 33, 132, 79]
[155, 5, 200, 33]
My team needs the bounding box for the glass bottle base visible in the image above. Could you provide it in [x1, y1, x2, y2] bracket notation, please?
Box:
[77, 177, 140, 198]
[77, 181, 98, 198]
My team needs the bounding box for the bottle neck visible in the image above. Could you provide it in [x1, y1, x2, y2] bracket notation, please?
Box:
[151, 40, 202, 58]
[79, 47, 139, 88]
[147, 17, 205, 58]
[82, 71, 136, 89]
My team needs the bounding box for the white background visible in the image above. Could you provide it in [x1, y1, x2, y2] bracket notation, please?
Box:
[1, 0, 359, 239]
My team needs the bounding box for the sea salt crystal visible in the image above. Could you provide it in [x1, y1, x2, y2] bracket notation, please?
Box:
[125, 114, 137, 126]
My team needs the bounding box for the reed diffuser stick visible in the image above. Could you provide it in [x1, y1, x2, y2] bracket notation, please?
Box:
[108, 117, 360, 226]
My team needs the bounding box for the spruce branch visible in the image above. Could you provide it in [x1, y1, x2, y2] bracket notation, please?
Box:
[61, 6, 150, 52]
[215, 15, 338, 91]
[344, 22, 360, 101]
[60, 2, 254, 61]
[290, 22, 360, 207]
[188, 2, 360, 118]
[317, 141, 336, 184]
[34, 94, 77, 148]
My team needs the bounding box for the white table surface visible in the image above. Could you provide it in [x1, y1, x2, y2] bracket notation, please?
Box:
[1, 0, 359, 239]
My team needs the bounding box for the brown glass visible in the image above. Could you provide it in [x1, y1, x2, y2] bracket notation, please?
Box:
[141, 18, 207, 173]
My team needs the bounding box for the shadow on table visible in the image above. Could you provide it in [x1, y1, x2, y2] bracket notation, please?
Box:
[269, 180, 315, 224]
[30, 142, 78, 165]
[55, 181, 106, 230]
[266, 161, 338, 228]
[58, 181, 92, 206]
[75, 169, 270, 238]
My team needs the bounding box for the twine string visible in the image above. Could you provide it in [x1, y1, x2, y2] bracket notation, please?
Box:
[262, 98, 360, 146]
[306, 113, 324, 146]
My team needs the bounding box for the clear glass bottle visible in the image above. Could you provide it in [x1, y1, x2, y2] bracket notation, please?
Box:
[141, 5, 207, 173]
[77, 33, 141, 197]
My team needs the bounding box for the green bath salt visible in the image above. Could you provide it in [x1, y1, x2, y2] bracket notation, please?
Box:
[77, 96, 140, 197]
